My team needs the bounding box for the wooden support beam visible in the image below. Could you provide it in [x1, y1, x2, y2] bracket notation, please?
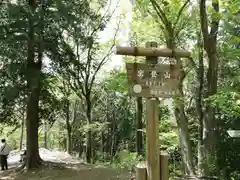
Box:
[146, 40, 160, 180]
[146, 98, 160, 180]
[116, 46, 191, 58]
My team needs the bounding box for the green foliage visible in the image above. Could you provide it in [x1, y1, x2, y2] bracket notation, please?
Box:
[79, 122, 109, 134]
[112, 149, 141, 170]
[207, 91, 240, 116]
[0, 126, 21, 149]
[104, 70, 128, 93]
[159, 106, 179, 152]
[0, 0, 239, 178]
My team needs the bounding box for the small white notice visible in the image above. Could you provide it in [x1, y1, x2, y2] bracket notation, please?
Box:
[133, 84, 142, 93]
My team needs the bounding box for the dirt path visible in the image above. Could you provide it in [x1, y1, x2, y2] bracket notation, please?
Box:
[0, 165, 130, 180]
[0, 149, 131, 180]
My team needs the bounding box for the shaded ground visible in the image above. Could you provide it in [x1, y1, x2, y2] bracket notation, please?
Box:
[0, 165, 130, 180]
[0, 149, 131, 180]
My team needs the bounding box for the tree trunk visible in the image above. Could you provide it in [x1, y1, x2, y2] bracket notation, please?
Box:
[67, 131, 72, 153]
[78, 139, 84, 159]
[167, 37, 195, 175]
[66, 122, 72, 154]
[86, 131, 92, 163]
[86, 96, 92, 163]
[44, 121, 47, 149]
[174, 96, 195, 175]
[136, 97, 143, 156]
[199, 0, 220, 175]
[20, 117, 25, 150]
[65, 101, 72, 154]
[25, 63, 42, 169]
[111, 133, 116, 157]
[101, 132, 104, 160]
[25, 0, 43, 169]
[196, 31, 206, 176]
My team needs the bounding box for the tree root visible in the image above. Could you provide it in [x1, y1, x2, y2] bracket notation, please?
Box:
[14, 156, 43, 173]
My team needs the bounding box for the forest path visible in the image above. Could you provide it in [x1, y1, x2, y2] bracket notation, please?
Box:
[0, 148, 130, 180]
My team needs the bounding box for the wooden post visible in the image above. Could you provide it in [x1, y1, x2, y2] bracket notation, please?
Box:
[136, 163, 147, 180]
[146, 42, 160, 180]
[160, 151, 169, 180]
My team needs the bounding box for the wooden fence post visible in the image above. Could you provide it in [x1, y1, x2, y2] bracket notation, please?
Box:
[136, 163, 147, 180]
[160, 151, 169, 180]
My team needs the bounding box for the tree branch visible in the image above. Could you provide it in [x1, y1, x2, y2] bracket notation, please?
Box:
[79, 0, 121, 96]
[85, 39, 94, 94]
[209, 0, 219, 43]
[149, 0, 168, 27]
[66, 69, 86, 97]
[89, 29, 119, 91]
[174, 19, 189, 40]
[147, 9, 166, 32]
[199, 0, 209, 49]
[187, 57, 198, 71]
[173, 0, 190, 31]
[75, 38, 85, 82]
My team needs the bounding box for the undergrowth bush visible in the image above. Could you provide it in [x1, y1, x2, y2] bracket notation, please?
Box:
[111, 149, 141, 170]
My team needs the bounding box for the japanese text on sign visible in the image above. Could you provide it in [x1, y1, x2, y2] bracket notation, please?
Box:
[125, 63, 180, 97]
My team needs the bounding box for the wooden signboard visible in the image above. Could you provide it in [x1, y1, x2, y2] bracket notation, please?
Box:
[116, 42, 191, 180]
[126, 63, 180, 98]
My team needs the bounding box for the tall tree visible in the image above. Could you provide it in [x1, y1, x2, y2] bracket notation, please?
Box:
[199, 0, 220, 175]
[25, 0, 43, 168]
[47, 2, 119, 162]
[57, 79, 77, 154]
[136, 0, 195, 175]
